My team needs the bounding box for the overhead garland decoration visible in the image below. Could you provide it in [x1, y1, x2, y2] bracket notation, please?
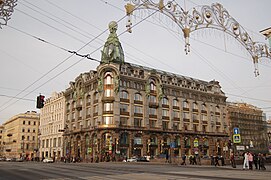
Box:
[0, 0, 17, 28]
[124, 0, 271, 77]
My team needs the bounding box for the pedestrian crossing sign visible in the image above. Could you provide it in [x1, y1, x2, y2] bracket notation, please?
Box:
[233, 134, 241, 143]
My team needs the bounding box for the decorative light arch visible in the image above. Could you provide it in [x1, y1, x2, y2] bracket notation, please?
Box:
[0, 0, 17, 28]
[125, 0, 271, 76]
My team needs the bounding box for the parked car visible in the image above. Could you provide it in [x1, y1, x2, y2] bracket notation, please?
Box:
[43, 158, 54, 163]
[126, 157, 137, 162]
[5, 158, 12, 162]
[136, 157, 149, 162]
[16, 158, 24, 162]
[0, 157, 6, 161]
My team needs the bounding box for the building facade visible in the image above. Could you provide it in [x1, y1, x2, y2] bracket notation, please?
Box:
[39, 92, 65, 160]
[227, 102, 267, 153]
[265, 119, 271, 153]
[2, 111, 39, 159]
[63, 21, 229, 162]
[0, 125, 4, 157]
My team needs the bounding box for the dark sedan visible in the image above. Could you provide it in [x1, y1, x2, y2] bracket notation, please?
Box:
[136, 157, 149, 162]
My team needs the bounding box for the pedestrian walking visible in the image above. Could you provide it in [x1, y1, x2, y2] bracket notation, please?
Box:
[248, 152, 253, 170]
[259, 154, 266, 170]
[165, 153, 169, 163]
[253, 154, 258, 170]
[211, 155, 214, 165]
[189, 155, 193, 165]
[230, 152, 236, 168]
[243, 152, 249, 170]
[181, 154, 186, 165]
[258, 153, 262, 170]
[214, 156, 220, 166]
[196, 155, 201, 165]
[192, 155, 197, 165]
[220, 156, 225, 166]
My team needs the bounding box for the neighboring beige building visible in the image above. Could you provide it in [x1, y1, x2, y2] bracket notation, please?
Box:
[2, 111, 39, 159]
[39, 92, 65, 160]
[0, 125, 4, 157]
[227, 102, 267, 153]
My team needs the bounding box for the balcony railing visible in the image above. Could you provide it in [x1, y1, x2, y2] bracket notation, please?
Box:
[192, 109, 198, 113]
[162, 116, 170, 120]
[183, 118, 190, 122]
[103, 111, 113, 114]
[149, 102, 159, 108]
[173, 117, 180, 121]
[102, 96, 114, 102]
[162, 104, 169, 108]
[149, 114, 157, 119]
[173, 106, 180, 110]
[193, 119, 199, 123]
[201, 110, 207, 114]
[134, 100, 143, 105]
[120, 111, 130, 116]
[202, 121, 208, 124]
[134, 113, 143, 117]
[120, 98, 130, 103]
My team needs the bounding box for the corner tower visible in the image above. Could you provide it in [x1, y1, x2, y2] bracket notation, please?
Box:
[101, 21, 124, 64]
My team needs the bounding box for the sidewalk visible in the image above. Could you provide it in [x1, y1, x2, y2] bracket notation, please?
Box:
[177, 163, 271, 172]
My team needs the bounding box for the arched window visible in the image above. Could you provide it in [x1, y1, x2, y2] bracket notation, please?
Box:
[193, 102, 198, 110]
[150, 82, 156, 91]
[134, 136, 142, 145]
[149, 95, 156, 103]
[85, 135, 90, 155]
[173, 99, 178, 107]
[120, 133, 129, 145]
[163, 136, 170, 146]
[175, 136, 181, 147]
[120, 91, 128, 99]
[134, 93, 142, 101]
[184, 137, 190, 147]
[94, 92, 98, 101]
[86, 95, 91, 105]
[104, 73, 113, 85]
[66, 103, 70, 110]
[201, 103, 207, 112]
[183, 100, 189, 109]
[72, 101, 76, 109]
[215, 106, 220, 114]
[162, 97, 169, 105]
[150, 135, 157, 145]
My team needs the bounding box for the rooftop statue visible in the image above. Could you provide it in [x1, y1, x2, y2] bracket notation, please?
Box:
[101, 21, 124, 64]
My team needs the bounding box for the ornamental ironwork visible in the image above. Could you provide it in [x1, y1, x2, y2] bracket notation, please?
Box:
[124, 0, 271, 76]
[0, 0, 17, 28]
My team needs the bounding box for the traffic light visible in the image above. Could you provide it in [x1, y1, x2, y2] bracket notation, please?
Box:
[36, 95, 45, 109]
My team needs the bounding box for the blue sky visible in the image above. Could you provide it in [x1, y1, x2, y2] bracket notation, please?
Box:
[0, 0, 271, 124]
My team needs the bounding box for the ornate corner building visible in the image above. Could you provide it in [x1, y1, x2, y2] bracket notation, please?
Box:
[63, 22, 229, 162]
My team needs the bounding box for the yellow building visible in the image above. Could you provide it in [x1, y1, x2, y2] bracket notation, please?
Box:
[2, 111, 39, 159]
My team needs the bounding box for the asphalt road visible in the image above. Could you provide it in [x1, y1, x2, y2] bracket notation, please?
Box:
[0, 161, 270, 180]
